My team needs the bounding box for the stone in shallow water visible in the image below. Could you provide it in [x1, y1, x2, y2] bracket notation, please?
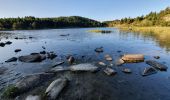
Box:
[5, 41, 12, 45]
[146, 60, 168, 71]
[0, 42, 5, 47]
[14, 49, 21, 53]
[45, 78, 68, 100]
[142, 67, 157, 76]
[67, 56, 75, 64]
[122, 68, 132, 73]
[48, 66, 69, 73]
[69, 63, 98, 72]
[95, 47, 103, 53]
[5, 57, 17, 62]
[104, 68, 117, 76]
[121, 54, 144, 63]
[105, 54, 113, 61]
[154, 56, 160, 59]
[25, 95, 40, 100]
[115, 59, 125, 66]
[98, 62, 106, 67]
[19, 54, 46, 62]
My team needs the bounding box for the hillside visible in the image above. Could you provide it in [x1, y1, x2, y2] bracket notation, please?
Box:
[0, 16, 103, 30]
[105, 7, 170, 27]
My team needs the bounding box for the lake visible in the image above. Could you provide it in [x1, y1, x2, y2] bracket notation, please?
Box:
[0, 27, 170, 100]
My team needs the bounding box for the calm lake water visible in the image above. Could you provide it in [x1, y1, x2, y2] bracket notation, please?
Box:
[0, 27, 170, 100]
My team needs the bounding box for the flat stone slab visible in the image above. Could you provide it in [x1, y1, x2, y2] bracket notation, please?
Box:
[142, 67, 157, 76]
[104, 68, 117, 76]
[146, 60, 168, 71]
[69, 63, 98, 72]
[25, 95, 40, 100]
[5, 57, 18, 62]
[45, 78, 68, 100]
[48, 66, 69, 73]
[19, 54, 46, 62]
[122, 54, 144, 63]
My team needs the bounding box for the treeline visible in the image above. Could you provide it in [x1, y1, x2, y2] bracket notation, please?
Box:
[105, 7, 170, 27]
[0, 16, 103, 30]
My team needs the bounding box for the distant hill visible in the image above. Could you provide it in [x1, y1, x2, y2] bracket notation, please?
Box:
[104, 7, 170, 27]
[0, 16, 103, 30]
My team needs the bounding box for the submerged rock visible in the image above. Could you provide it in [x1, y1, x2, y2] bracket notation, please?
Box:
[25, 95, 40, 100]
[2, 73, 54, 98]
[154, 56, 160, 59]
[104, 68, 117, 76]
[5, 41, 12, 45]
[40, 51, 46, 54]
[5, 57, 17, 62]
[45, 78, 68, 100]
[15, 49, 21, 53]
[146, 60, 168, 71]
[60, 34, 70, 36]
[47, 52, 57, 60]
[98, 62, 106, 67]
[122, 68, 132, 73]
[19, 54, 46, 62]
[105, 54, 113, 61]
[121, 54, 144, 63]
[0, 67, 8, 75]
[142, 67, 157, 76]
[69, 63, 98, 72]
[95, 47, 103, 53]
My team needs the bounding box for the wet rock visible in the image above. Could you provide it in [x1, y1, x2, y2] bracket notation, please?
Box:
[25, 95, 40, 100]
[40, 51, 46, 54]
[5, 41, 12, 45]
[95, 47, 103, 53]
[48, 66, 69, 73]
[51, 61, 65, 68]
[29, 36, 33, 39]
[45, 78, 68, 100]
[0, 67, 8, 75]
[146, 60, 168, 71]
[0, 42, 5, 47]
[104, 68, 117, 76]
[42, 46, 46, 49]
[122, 68, 132, 73]
[67, 56, 75, 64]
[47, 52, 57, 60]
[60, 34, 70, 36]
[105, 54, 113, 61]
[15, 49, 21, 53]
[69, 63, 98, 72]
[117, 50, 122, 53]
[142, 67, 157, 76]
[19, 54, 46, 62]
[154, 56, 160, 59]
[121, 54, 144, 63]
[115, 59, 124, 66]
[5, 57, 18, 62]
[98, 62, 106, 67]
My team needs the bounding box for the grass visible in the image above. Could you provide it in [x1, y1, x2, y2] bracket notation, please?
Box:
[88, 30, 112, 33]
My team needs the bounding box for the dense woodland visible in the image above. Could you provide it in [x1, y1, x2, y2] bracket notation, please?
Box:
[0, 16, 103, 30]
[105, 7, 170, 27]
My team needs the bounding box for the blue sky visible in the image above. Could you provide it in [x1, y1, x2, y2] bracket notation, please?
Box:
[0, 0, 170, 21]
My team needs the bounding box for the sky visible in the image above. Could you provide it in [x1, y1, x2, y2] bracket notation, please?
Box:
[0, 0, 170, 21]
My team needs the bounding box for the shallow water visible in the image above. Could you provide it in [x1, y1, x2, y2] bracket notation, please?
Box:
[0, 27, 170, 100]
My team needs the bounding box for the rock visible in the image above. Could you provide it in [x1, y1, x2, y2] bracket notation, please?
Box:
[40, 51, 46, 54]
[142, 67, 157, 76]
[0, 42, 5, 47]
[5, 41, 12, 45]
[25, 95, 40, 100]
[51, 61, 65, 68]
[121, 54, 144, 63]
[115, 59, 124, 66]
[15, 49, 21, 53]
[60, 34, 70, 36]
[69, 63, 98, 72]
[67, 56, 75, 64]
[45, 78, 68, 100]
[95, 47, 103, 53]
[42, 46, 46, 49]
[48, 66, 69, 73]
[0, 67, 8, 75]
[47, 52, 57, 60]
[29, 36, 33, 39]
[154, 56, 160, 59]
[122, 68, 132, 73]
[146, 60, 168, 71]
[19, 54, 46, 62]
[105, 54, 112, 61]
[104, 68, 117, 76]
[5, 57, 18, 62]
[98, 62, 106, 67]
